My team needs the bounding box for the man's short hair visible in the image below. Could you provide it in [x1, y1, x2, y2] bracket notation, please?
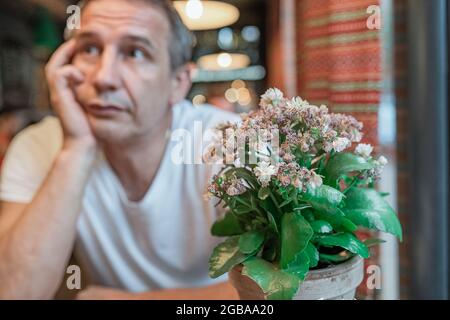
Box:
[67, 0, 194, 71]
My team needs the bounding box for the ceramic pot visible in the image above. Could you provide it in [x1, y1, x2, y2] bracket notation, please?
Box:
[228, 255, 364, 300]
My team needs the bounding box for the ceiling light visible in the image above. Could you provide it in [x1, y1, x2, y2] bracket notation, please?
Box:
[197, 52, 251, 71]
[173, 1, 240, 31]
[217, 53, 232, 68]
[185, 0, 203, 19]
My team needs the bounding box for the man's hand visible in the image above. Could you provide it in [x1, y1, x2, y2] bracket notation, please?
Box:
[76, 286, 139, 300]
[75, 282, 239, 300]
[45, 39, 96, 149]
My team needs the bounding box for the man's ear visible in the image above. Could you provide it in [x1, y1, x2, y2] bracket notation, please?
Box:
[169, 63, 193, 106]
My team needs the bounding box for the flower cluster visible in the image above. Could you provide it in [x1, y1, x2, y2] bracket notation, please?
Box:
[205, 88, 386, 199]
[206, 173, 248, 198]
[281, 96, 363, 155]
[274, 162, 322, 192]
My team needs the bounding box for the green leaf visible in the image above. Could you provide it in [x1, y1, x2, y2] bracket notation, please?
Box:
[280, 212, 313, 269]
[364, 238, 387, 247]
[242, 257, 301, 300]
[279, 198, 293, 208]
[335, 215, 359, 232]
[310, 220, 333, 234]
[319, 251, 354, 263]
[324, 153, 375, 187]
[211, 211, 244, 236]
[302, 186, 356, 232]
[342, 187, 403, 241]
[260, 198, 282, 225]
[209, 236, 250, 278]
[316, 233, 370, 258]
[258, 187, 271, 200]
[239, 230, 265, 254]
[283, 250, 310, 280]
[301, 209, 315, 222]
[303, 185, 345, 209]
[305, 243, 319, 268]
[313, 209, 358, 233]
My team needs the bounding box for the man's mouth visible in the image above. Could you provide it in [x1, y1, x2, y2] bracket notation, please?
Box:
[86, 102, 126, 117]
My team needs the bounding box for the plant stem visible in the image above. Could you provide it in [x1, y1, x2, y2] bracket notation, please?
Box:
[268, 190, 283, 216]
[343, 176, 359, 194]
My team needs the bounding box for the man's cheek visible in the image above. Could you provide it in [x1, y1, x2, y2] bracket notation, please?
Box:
[74, 83, 92, 106]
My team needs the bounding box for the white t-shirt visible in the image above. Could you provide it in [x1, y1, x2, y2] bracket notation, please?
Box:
[0, 100, 240, 292]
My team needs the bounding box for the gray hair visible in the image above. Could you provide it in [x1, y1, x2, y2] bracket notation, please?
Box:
[66, 0, 194, 71]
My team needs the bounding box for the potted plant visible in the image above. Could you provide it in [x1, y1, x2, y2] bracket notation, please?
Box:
[205, 88, 402, 300]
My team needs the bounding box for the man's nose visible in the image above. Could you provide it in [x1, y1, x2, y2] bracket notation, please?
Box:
[93, 48, 121, 92]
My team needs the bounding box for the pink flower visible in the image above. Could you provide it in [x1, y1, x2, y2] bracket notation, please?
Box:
[260, 88, 284, 108]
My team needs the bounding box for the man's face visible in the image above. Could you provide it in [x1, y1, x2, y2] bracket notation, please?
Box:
[71, 0, 175, 143]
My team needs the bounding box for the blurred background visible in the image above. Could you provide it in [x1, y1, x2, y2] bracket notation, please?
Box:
[0, 0, 448, 300]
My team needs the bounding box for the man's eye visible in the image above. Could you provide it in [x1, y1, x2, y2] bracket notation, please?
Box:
[127, 48, 146, 60]
[83, 45, 100, 56]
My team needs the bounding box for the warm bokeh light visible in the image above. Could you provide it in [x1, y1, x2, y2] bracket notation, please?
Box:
[173, 1, 240, 31]
[225, 88, 239, 103]
[231, 79, 246, 89]
[197, 53, 251, 71]
[192, 94, 206, 105]
[237, 88, 251, 105]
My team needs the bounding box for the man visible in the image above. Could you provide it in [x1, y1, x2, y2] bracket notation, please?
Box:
[0, 0, 240, 299]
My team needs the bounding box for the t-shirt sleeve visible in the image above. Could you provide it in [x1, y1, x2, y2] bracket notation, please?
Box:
[0, 117, 62, 203]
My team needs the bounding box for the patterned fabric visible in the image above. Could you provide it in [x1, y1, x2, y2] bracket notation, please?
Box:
[295, 0, 382, 299]
[296, 0, 381, 146]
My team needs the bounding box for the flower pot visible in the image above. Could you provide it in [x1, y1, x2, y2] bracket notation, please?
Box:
[228, 255, 364, 300]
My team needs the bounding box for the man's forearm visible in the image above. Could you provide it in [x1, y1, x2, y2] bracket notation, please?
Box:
[135, 282, 239, 300]
[0, 141, 96, 299]
[76, 281, 239, 300]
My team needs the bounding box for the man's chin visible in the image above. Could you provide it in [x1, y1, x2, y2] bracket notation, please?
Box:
[87, 117, 130, 144]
